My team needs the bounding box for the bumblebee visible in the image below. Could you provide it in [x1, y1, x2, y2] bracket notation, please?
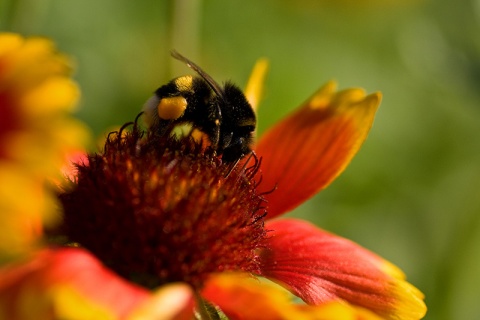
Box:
[143, 51, 256, 163]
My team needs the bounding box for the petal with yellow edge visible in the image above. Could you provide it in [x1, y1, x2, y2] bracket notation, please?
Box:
[259, 219, 427, 320]
[202, 272, 384, 320]
[0, 248, 150, 319]
[255, 82, 381, 218]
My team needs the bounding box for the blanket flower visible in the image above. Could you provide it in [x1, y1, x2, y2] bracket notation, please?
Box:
[0, 33, 426, 320]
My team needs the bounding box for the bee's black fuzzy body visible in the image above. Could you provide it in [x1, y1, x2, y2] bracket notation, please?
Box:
[144, 51, 256, 163]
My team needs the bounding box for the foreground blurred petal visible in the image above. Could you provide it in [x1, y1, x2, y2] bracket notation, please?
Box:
[256, 82, 380, 218]
[259, 219, 426, 320]
[0, 248, 149, 319]
[128, 283, 194, 320]
[203, 273, 383, 320]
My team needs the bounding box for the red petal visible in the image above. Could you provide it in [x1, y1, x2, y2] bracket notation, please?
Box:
[259, 219, 426, 320]
[0, 248, 150, 319]
[255, 82, 381, 218]
[202, 272, 383, 320]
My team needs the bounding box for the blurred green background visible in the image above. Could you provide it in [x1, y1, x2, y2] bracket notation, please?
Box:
[2, 0, 480, 318]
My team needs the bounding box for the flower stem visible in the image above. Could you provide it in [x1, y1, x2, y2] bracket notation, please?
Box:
[194, 292, 223, 320]
[169, 0, 202, 77]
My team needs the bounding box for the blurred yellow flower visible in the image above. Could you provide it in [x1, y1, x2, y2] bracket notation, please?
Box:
[0, 33, 89, 261]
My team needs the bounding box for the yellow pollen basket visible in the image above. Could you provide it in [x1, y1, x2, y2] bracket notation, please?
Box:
[174, 75, 194, 92]
[157, 96, 188, 120]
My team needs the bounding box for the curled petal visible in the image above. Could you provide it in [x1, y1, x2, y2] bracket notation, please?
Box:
[202, 272, 383, 320]
[255, 82, 381, 218]
[259, 219, 426, 320]
[0, 248, 150, 319]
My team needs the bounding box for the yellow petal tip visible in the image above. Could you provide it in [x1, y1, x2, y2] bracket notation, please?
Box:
[389, 280, 427, 320]
[308, 80, 338, 109]
[245, 58, 269, 111]
[364, 92, 382, 111]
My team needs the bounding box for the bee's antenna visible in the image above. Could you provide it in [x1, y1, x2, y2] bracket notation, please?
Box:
[171, 50, 224, 100]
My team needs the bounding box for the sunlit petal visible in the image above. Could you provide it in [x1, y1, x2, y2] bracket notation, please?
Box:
[255, 81, 381, 218]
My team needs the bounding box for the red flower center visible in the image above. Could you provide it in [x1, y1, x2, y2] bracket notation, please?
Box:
[55, 121, 267, 289]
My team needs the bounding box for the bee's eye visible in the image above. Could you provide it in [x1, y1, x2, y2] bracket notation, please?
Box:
[157, 96, 188, 120]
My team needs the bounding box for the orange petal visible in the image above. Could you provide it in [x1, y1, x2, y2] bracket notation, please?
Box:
[0, 248, 150, 319]
[202, 272, 384, 320]
[255, 81, 381, 218]
[259, 219, 427, 320]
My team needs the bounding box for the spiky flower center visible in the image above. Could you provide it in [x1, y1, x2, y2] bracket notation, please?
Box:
[56, 122, 267, 289]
